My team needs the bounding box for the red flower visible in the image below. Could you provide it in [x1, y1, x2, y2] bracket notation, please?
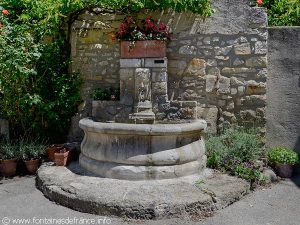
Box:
[159, 23, 167, 31]
[256, 0, 263, 6]
[2, 9, 9, 16]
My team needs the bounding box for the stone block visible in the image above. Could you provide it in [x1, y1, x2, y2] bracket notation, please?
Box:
[152, 82, 168, 95]
[222, 67, 256, 75]
[120, 68, 135, 80]
[144, 58, 168, 68]
[208, 67, 220, 76]
[185, 58, 206, 76]
[214, 46, 232, 56]
[245, 56, 267, 68]
[250, 7, 267, 28]
[197, 107, 218, 133]
[245, 80, 266, 95]
[256, 69, 267, 80]
[255, 41, 267, 54]
[241, 95, 266, 107]
[233, 58, 245, 66]
[152, 69, 167, 82]
[217, 76, 231, 94]
[179, 45, 197, 55]
[120, 59, 143, 68]
[230, 77, 245, 86]
[234, 43, 251, 55]
[206, 75, 217, 93]
[238, 86, 246, 96]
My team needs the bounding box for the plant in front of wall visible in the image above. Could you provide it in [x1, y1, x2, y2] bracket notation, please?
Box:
[263, 0, 300, 26]
[206, 127, 266, 188]
[93, 87, 120, 101]
[116, 16, 171, 42]
[19, 139, 46, 174]
[268, 147, 299, 178]
[0, 139, 19, 177]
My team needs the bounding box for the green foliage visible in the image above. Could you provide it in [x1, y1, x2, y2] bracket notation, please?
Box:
[206, 127, 264, 166]
[0, 137, 45, 160]
[93, 87, 120, 101]
[268, 147, 299, 165]
[0, 140, 18, 160]
[263, 0, 300, 26]
[19, 140, 46, 160]
[206, 127, 266, 188]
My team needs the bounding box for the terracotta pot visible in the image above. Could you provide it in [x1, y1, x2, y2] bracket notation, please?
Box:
[47, 144, 64, 161]
[120, 40, 166, 58]
[276, 163, 293, 178]
[54, 150, 69, 166]
[24, 159, 40, 174]
[1, 159, 17, 177]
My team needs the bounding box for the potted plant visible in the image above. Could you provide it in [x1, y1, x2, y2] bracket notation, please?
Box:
[116, 16, 170, 58]
[268, 147, 299, 178]
[20, 141, 46, 174]
[54, 148, 69, 166]
[0, 140, 18, 177]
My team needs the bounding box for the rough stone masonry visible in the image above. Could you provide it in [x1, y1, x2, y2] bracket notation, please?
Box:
[68, 0, 267, 140]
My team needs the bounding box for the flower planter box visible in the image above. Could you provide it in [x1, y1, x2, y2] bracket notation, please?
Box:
[120, 40, 166, 58]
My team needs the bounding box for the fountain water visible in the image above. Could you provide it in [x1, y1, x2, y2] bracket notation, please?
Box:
[79, 56, 207, 180]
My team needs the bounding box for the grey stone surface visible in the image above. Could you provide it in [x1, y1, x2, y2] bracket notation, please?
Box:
[2, 176, 300, 225]
[262, 168, 278, 184]
[37, 163, 250, 219]
[79, 118, 207, 180]
[266, 27, 300, 171]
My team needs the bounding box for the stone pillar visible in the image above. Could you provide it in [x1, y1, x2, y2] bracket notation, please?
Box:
[120, 57, 168, 123]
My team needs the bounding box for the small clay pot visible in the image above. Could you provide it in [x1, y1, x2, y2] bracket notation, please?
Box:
[276, 163, 294, 178]
[47, 144, 64, 161]
[1, 159, 17, 177]
[24, 159, 40, 174]
[54, 149, 69, 166]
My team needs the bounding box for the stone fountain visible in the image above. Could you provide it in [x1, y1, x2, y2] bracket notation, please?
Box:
[79, 56, 207, 180]
[37, 51, 249, 220]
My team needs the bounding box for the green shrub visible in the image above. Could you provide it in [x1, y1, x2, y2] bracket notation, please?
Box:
[206, 127, 266, 187]
[206, 127, 264, 167]
[18, 139, 46, 160]
[0, 138, 46, 160]
[268, 147, 299, 165]
[263, 0, 300, 26]
[0, 140, 19, 160]
[93, 87, 120, 101]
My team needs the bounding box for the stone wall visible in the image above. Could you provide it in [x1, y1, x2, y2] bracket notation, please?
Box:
[266, 27, 300, 170]
[68, 0, 267, 140]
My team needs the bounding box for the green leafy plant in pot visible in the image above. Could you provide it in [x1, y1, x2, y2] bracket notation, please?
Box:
[0, 140, 18, 177]
[19, 141, 46, 174]
[268, 147, 299, 178]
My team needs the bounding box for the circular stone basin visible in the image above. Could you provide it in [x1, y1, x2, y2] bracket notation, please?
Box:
[79, 118, 207, 180]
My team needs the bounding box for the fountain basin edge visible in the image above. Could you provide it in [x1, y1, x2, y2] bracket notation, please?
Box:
[79, 118, 207, 180]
